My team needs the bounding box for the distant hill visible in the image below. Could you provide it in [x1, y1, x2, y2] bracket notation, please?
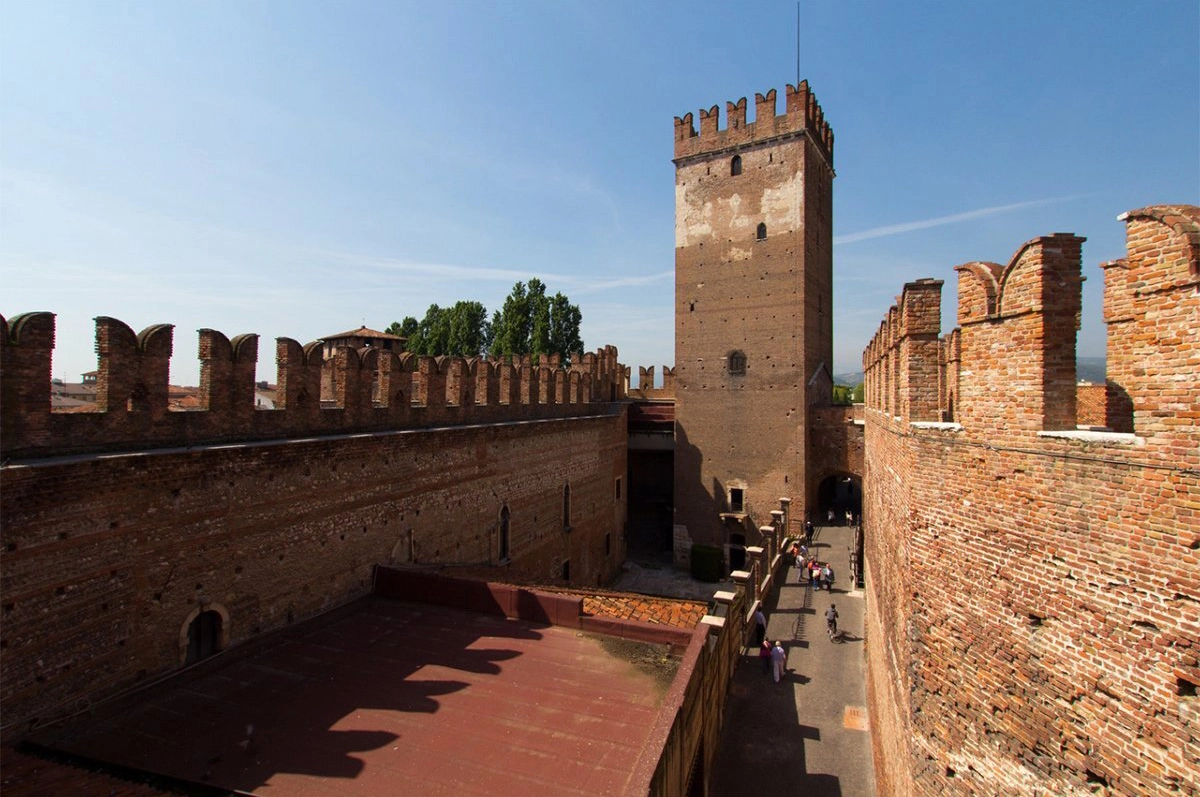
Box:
[1076, 357, 1106, 384]
[834, 357, 1108, 387]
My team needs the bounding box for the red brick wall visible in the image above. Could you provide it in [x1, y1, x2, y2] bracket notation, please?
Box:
[0, 403, 627, 740]
[861, 205, 1200, 796]
[1076, 383, 1106, 427]
[807, 404, 865, 506]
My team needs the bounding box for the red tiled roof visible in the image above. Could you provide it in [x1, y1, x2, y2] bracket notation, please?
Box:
[321, 326, 403, 341]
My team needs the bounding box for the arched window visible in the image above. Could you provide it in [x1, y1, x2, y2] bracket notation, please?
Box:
[185, 610, 222, 666]
[756, 222, 767, 240]
[499, 505, 510, 561]
[728, 350, 747, 375]
[730, 155, 742, 176]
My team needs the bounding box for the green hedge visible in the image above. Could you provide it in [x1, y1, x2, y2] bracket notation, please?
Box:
[690, 544, 724, 582]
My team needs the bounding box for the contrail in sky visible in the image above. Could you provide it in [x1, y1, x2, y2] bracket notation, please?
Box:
[834, 196, 1086, 245]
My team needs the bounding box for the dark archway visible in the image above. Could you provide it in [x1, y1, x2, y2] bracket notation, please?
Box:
[816, 473, 862, 525]
[185, 610, 222, 666]
[815, 472, 865, 588]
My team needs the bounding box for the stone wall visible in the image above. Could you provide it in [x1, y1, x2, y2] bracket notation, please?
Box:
[861, 205, 1200, 796]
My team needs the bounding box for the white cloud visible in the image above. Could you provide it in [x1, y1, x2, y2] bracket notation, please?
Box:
[834, 196, 1087, 245]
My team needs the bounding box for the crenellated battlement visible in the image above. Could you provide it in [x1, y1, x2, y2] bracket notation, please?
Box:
[0, 313, 626, 460]
[862, 204, 1198, 463]
[673, 80, 834, 167]
[627, 365, 676, 401]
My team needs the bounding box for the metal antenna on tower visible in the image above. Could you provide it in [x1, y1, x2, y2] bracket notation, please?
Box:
[796, 1, 801, 86]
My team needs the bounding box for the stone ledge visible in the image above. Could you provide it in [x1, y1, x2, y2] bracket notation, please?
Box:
[1038, 430, 1144, 445]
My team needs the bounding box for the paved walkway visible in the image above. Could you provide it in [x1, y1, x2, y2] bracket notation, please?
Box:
[710, 523, 875, 797]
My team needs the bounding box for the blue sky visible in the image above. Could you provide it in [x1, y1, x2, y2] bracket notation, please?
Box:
[2, 0, 1197, 387]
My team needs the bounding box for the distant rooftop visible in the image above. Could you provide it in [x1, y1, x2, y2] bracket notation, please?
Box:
[321, 326, 404, 342]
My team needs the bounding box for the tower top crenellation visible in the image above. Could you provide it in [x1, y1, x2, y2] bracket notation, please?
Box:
[673, 80, 833, 167]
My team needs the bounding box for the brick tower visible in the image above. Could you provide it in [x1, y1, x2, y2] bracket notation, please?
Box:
[672, 81, 834, 565]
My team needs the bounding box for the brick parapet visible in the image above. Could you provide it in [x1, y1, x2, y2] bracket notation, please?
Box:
[1104, 205, 1200, 450]
[861, 204, 1200, 795]
[865, 207, 1197, 466]
[0, 314, 627, 460]
[673, 81, 834, 169]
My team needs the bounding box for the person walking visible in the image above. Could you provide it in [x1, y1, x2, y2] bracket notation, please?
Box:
[804, 520, 815, 546]
[770, 640, 786, 683]
[759, 638, 773, 675]
[825, 605, 839, 640]
[753, 606, 767, 647]
[822, 563, 834, 592]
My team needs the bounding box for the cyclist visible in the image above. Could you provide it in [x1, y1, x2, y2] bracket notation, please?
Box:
[825, 604, 839, 639]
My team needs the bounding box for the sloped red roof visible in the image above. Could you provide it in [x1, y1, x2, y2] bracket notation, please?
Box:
[320, 326, 403, 341]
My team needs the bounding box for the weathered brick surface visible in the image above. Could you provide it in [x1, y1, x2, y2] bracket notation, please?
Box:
[862, 206, 1200, 796]
[673, 83, 845, 554]
[0, 390, 627, 740]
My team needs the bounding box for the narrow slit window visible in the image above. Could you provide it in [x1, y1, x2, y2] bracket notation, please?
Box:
[756, 222, 767, 240]
[731, 155, 742, 176]
[499, 505, 510, 561]
[562, 484, 571, 531]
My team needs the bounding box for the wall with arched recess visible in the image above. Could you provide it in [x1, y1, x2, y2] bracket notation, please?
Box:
[861, 205, 1200, 796]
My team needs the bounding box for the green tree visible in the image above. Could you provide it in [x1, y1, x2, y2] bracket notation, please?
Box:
[547, 292, 583, 358]
[851, 382, 865, 403]
[403, 302, 490, 356]
[446, 301, 489, 356]
[489, 281, 531, 358]
[489, 279, 583, 363]
[386, 318, 418, 342]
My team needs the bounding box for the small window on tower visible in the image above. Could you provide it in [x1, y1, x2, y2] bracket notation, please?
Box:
[728, 350, 747, 375]
[756, 222, 767, 240]
[730, 488, 745, 513]
[731, 155, 742, 176]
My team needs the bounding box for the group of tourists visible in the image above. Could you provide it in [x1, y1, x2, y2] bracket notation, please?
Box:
[789, 540, 834, 591]
[752, 516, 856, 683]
